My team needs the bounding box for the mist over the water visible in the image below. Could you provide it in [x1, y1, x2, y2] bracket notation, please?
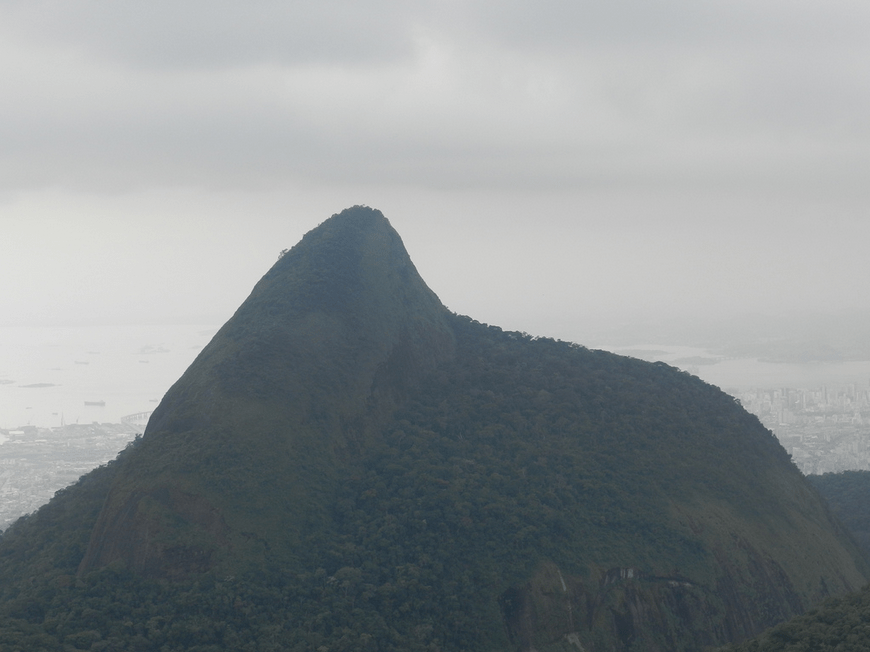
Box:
[0, 325, 216, 429]
[601, 344, 870, 392]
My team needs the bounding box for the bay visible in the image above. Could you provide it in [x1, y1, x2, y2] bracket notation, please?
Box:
[599, 344, 870, 393]
[0, 324, 218, 430]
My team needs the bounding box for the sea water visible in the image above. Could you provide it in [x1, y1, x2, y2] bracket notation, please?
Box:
[598, 344, 870, 393]
[0, 325, 218, 430]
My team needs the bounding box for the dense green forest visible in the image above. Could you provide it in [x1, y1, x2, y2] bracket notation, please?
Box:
[0, 316, 864, 651]
[0, 207, 865, 651]
[808, 471, 870, 554]
[714, 471, 870, 651]
[718, 583, 870, 652]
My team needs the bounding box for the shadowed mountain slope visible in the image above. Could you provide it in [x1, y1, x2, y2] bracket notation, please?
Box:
[77, 207, 456, 578]
[0, 206, 866, 651]
[717, 582, 870, 652]
[808, 471, 870, 555]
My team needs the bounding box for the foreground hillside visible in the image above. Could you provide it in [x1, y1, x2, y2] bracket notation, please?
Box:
[713, 472, 870, 651]
[0, 207, 866, 651]
[718, 583, 870, 652]
[808, 471, 870, 554]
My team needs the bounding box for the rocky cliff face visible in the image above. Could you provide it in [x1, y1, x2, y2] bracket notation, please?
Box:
[499, 546, 808, 651]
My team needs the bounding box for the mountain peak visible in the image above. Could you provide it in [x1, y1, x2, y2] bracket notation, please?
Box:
[261, 205, 424, 315]
[78, 205, 455, 575]
[150, 204, 454, 430]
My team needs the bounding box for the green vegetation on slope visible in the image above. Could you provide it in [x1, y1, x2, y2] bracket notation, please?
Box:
[713, 472, 870, 652]
[0, 316, 864, 651]
[718, 584, 870, 652]
[0, 207, 866, 651]
[808, 471, 870, 554]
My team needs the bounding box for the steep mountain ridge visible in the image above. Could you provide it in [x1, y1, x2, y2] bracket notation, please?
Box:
[78, 208, 455, 577]
[0, 205, 866, 651]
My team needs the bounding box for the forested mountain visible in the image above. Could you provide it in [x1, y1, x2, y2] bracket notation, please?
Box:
[0, 206, 866, 651]
[713, 472, 870, 651]
[717, 582, 870, 652]
[808, 471, 870, 554]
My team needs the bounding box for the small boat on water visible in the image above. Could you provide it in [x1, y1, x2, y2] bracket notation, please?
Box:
[84, 400, 106, 407]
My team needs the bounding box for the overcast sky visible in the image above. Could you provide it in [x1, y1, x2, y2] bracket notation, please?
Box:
[2, 0, 869, 343]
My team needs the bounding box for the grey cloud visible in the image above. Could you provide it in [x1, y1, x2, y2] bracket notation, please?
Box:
[6, 1, 870, 70]
[464, 0, 870, 50]
[2, 0, 419, 68]
[0, 0, 868, 196]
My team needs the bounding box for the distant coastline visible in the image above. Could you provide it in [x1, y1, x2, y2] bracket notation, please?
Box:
[599, 344, 870, 392]
[0, 324, 217, 429]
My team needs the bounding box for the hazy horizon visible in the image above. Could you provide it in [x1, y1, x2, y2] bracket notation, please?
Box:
[2, 2, 868, 344]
